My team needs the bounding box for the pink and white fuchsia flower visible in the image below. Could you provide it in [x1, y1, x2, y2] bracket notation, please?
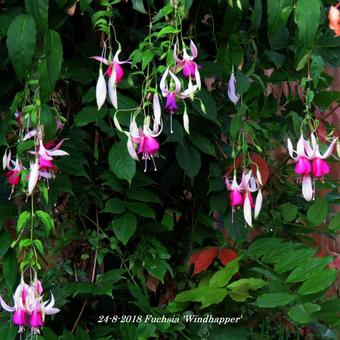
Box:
[0, 275, 59, 334]
[174, 40, 201, 89]
[91, 49, 130, 110]
[160, 68, 182, 134]
[27, 131, 69, 196]
[3, 150, 24, 199]
[126, 115, 162, 172]
[225, 170, 262, 227]
[287, 133, 338, 201]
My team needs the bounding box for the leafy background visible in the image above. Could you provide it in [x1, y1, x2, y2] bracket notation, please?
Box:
[0, 0, 339, 339]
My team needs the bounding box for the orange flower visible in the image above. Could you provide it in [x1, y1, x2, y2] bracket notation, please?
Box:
[328, 4, 340, 37]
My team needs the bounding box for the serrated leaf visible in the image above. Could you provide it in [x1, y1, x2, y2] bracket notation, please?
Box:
[109, 141, 136, 183]
[307, 199, 328, 226]
[6, 15, 36, 78]
[17, 211, 31, 233]
[126, 202, 155, 219]
[36, 210, 54, 235]
[175, 141, 201, 179]
[281, 202, 298, 222]
[111, 213, 137, 245]
[103, 198, 126, 214]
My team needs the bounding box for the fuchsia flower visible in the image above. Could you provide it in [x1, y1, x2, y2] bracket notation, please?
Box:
[0, 275, 59, 334]
[227, 72, 240, 105]
[0, 276, 28, 332]
[174, 40, 201, 89]
[287, 133, 338, 201]
[127, 115, 162, 172]
[27, 130, 69, 196]
[225, 171, 262, 227]
[91, 49, 130, 109]
[3, 150, 24, 198]
[160, 68, 182, 133]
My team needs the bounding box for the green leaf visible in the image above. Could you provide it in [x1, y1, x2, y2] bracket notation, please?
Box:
[295, 0, 320, 49]
[328, 213, 340, 231]
[17, 211, 31, 233]
[75, 107, 105, 126]
[103, 198, 126, 214]
[250, 0, 262, 32]
[268, 0, 293, 32]
[132, 0, 147, 14]
[236, 71, 250, 94]
[209, 258, 239, 288]
[127, 188, 160, 203]
[307, 198, 328, 226]
[255, 293, 295, 308]
[288, 303, 320, 324]
[176, 141, 201, 179]
[174, 286, 228, 308]
[38, 30, 63, 103]
[228, 278, 267, 302]
[109, 141, 136, 183]
[298, 269, 337, 295]
[0, 231, 12, 257]
[25, 0, 48, 31]
[190, 132, 216, 157]
[274, 248, 316, 273]
[36, 210, 55, 235]
[3, 249, 18, 291]
[111, 213, 137, 245]
[281, 203, 298, 222]
[286, 257, 332, 283]
[311, 55, 325, 87]
[156, 26, 179, 38]
[143, 253, 167, 282]
[230, 115, 242, 140]
[267, 0, 292, 49]
[6, 14, 36, 78]
[40, 105, 57, 140]
[127, 202, 155, 219]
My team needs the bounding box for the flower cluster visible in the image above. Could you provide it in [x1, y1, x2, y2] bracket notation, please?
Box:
[329, 3, 340, 37]
[127, 114, 162, 172]
[160, 40, 201, 134]
[3, 126, 68, 199]
[0, 275, 59, 334]
[287, 133, 338, 201]
[91, 49, 130, 110]
[225, 170, 263, 227]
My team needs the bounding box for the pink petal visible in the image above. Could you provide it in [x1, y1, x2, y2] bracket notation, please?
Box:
[320, 137, 338, 159]
[190, 40, 198, 59]
[90, 56, 109, 65]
